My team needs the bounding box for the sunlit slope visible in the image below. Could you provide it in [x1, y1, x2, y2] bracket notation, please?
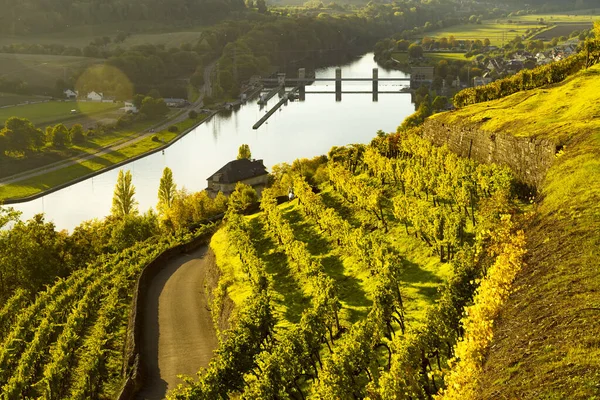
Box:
[434, 64, 600, 144]
[437, 65, 600, 399]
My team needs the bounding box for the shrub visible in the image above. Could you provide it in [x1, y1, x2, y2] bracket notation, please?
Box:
[152, 135, 160, 142]
[168, 125, 178, 133]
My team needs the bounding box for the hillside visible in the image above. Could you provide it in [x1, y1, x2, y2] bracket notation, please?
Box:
[432, 64, 600, 398]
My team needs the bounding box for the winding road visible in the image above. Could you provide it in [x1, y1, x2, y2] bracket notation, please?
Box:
[135, 246, 218, 400]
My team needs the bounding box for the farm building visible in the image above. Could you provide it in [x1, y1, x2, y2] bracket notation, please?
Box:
[206, 158, 269, 198]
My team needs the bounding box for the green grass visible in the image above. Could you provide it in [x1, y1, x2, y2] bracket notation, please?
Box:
[433, 56, 600, 398]
[0, 53, 102, 89]
[425, 52, 472, 62]
[433, 64, 600, 143]
[0, 119, 196, 200]
[0, 100, 119, 126]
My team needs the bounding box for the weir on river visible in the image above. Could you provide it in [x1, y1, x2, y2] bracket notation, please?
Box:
[10, 53, 415, 231]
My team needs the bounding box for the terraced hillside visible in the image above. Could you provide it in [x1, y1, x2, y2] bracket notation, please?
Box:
[168, 132, 524, 399]
[0, 225, 214, 399]
[432, 64, 600, 399]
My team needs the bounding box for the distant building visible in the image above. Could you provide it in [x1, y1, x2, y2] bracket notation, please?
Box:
[410, 66, 434, 88]
[164, 98, 188, 107]
[87, 91, 103, 101]
[206, 158, 269, 198]
[63, 89, 78, 99]
[122, 101, 138, 113]
[473, 76, 493, 87]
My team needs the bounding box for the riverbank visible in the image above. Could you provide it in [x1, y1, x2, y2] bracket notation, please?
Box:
[0, 115, 213, 204]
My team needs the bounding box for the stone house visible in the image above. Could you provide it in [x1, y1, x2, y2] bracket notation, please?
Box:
[206, 158, 269, 198]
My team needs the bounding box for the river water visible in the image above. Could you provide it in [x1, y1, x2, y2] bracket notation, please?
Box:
[11, 53, 414, 231]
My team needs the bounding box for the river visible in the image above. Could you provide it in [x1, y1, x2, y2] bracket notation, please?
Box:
[10, 53, 414, 231]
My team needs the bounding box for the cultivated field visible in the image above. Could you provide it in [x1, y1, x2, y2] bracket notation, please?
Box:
[425, 13, 598, 46]
[0, 53, 102, 90]
[532, 23, 593, 40]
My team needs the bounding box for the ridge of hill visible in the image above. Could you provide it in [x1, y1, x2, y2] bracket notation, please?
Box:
[433, 63, 600, 399]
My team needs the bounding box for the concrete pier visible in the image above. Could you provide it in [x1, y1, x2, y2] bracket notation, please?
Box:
[335, 68, 342, 102]
[372, 68, 378, 102]
[253, 87, 299, 129]
[298, 68, 306, 102]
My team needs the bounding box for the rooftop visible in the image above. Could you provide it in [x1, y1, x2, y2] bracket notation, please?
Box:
[207, 158, 268, 184]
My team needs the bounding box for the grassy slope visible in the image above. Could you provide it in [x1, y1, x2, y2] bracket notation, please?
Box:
[210, 185, 453, 335]
[434, 64, 600, 399]
[0, 53, 102, 89]
[433, 64, 600, 144]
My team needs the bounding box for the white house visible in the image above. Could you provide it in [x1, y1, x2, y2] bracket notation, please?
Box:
[122, 101, 138, 113]
[63, 89, 78, 99]
[87, 91, 103, 101]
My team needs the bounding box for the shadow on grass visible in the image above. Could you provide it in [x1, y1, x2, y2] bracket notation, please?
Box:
[280, 205, 331, 256]
[400, 258, 444, 286]
[321, 254, 371, 322]
[319, 190, 361, 227]
[247, 217, 310, 324]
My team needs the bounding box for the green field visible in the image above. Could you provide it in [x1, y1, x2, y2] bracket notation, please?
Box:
[0, 100, 119, 126]
[0, 118, 199, 200]
[424, 13, 597, 46]
[0, 53, 102, 89]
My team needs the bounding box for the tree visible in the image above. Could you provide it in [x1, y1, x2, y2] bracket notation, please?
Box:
[111, 170, 138, 217]
[70, 124, 85, 144]
[189, 110, 199, 119]
[484, 38, 491, 47]
[408, 44, 423, 59]
[238, 144, 252, 159]
[228, 182, 258, 213]
[51, 124, 71, 148]
[140, 97, 169, 119]
[132, 93, 145, 109]
[2, 117, 43, 152]
[256, 0, 267, 13]
[432, 96, 448, 111]
[158, 167, 177, 215]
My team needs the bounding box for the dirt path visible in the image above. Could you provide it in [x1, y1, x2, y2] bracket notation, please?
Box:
[135, 246, 218, 400]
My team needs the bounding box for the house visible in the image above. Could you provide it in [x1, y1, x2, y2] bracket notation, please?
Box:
[206, 158, 269, 198]
[487, 58, 504, 73]
[473, 76, 493, 87]
[63, 89, 78, 99]
[164, 98, 188, 108]
[410, 66, 434, 88]
[122, 101, 138, 113]
[536, 52, 552, 65]
[87, 91, 103, 101]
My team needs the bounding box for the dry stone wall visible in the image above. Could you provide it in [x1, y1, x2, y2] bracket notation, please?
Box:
[422, 119, 557, 190]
